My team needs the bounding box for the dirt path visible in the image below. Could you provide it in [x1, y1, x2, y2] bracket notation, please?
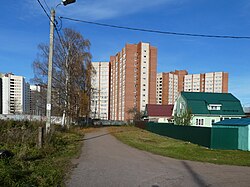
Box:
[67, 128, 250, 187]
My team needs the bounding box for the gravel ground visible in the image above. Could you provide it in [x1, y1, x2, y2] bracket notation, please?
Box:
[67, 128, 250, 187]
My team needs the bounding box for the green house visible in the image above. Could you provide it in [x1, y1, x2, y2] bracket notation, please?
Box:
[173, 92, 245, 127]
[212, 118, 250, 151]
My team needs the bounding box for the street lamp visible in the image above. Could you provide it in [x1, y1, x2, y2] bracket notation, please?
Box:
[62, 0, 76, 6]
[46, 0, 76, 134]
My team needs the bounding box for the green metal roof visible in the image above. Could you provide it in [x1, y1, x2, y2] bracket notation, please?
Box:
[181, 92, 245, 116]
[213, 118, 250, 126]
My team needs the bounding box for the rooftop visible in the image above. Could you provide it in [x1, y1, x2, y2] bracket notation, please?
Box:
[145, 104, 174, 117]
[213, 118, 250, 126]
[181, 92, 245, 116]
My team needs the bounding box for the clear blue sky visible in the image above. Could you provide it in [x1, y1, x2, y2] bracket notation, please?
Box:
[0, 0, 250, 106]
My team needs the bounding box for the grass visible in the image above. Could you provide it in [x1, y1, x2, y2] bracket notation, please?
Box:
[109, 126, 250, 166]
[0, 120, 85, 187]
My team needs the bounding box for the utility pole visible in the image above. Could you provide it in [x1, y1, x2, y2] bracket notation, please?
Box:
[46, 9, 55, 134]
[45, 0, 76, 134]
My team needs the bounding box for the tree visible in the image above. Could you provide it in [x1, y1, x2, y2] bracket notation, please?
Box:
[32, 28, 94, 126]
[127, 107, 143, 123]
[174, 109, 193, 126]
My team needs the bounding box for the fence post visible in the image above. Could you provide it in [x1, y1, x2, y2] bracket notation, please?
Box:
[38, 127, 44, 148]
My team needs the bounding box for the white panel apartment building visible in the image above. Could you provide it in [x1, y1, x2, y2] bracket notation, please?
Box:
[2, 73, 30, 114]
[184, 74, 204, 92]
[184, 72, 228, 93]
[90, 62, 110, 120]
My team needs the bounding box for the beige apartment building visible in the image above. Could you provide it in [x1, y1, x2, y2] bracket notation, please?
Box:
[157, 71, 228, 105]
[156, 70, 188, 105]
[109, 42, 157, 121]
[184, 72, 228, 93]
[91, 62, 110, 120]
[2, 73, 30, 114]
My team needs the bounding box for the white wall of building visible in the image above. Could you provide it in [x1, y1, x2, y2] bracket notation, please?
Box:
[2, 74, 30, 115]
[91, 62, 110, 120]
[184, 72, 225, 93]
[156, 73, 163, 104]
[140, 43, 150, 111]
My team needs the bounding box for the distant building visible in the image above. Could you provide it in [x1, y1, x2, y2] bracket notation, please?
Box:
[2, 73, 30, 114]
[173, 92, 245, 127]
[184, 72, 228, 93]
[109, 42, 157, 121]
[156, 70, 188, 105]
[90, 62, 110, 120]
[30, 85, 46, 116]
[157, 71, 228, 105]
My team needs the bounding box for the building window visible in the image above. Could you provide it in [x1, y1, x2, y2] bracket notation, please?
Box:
[196, 119, 204, 126]
[208, 104, 221, 111]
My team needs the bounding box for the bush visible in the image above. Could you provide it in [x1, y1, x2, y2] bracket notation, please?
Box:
[0, 120, 83, 186]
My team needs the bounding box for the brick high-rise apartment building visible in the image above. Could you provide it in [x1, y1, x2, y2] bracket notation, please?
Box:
[110, 42, 157, 121]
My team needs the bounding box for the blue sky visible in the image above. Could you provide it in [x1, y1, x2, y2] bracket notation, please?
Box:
[0, 0, 250, 106]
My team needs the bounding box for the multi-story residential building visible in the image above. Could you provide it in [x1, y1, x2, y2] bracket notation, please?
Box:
[109, 42, 157, 121]
[184, 74, 204, 92]
[156, 70, 188, 105]
[2, 73, 30, 114]
[90, 62, 110, 120]
[30, 85, 46, 116]
[157, 71, 228, 105]
[184, 72, 228, 93]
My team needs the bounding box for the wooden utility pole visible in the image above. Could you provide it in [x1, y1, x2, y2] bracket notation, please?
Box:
[46, 9, 55, 134]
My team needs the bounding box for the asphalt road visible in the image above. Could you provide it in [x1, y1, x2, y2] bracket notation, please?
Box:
[67, 128, 250, 187]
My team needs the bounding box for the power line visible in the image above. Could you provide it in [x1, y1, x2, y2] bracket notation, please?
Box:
[36, 0, 51, 21]
[60, 16, 250, 40]
[43, 0, 50, 12]
[36, 0, 67, 54]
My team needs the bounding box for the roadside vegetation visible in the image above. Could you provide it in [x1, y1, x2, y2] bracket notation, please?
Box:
[0, 120, 84, 187]
[110, 126, 250, 166]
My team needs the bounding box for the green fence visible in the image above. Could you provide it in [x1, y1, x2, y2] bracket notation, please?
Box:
[211, 127, 238, 150]
[144, 122, 240, 150]
[146, 122, 212, 148]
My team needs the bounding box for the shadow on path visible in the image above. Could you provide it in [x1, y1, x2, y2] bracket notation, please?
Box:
[83, 133, 111, 141]
[82, 129, 132, 141]
[182, 161, 210, 187]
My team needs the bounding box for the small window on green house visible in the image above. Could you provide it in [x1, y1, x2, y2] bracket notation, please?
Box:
[196, 119, 204, 126]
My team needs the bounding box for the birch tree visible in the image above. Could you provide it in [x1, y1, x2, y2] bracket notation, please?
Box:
[32, 28, 94, 126]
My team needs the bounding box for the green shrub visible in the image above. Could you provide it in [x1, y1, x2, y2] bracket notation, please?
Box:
[0, 120, 83, 186]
